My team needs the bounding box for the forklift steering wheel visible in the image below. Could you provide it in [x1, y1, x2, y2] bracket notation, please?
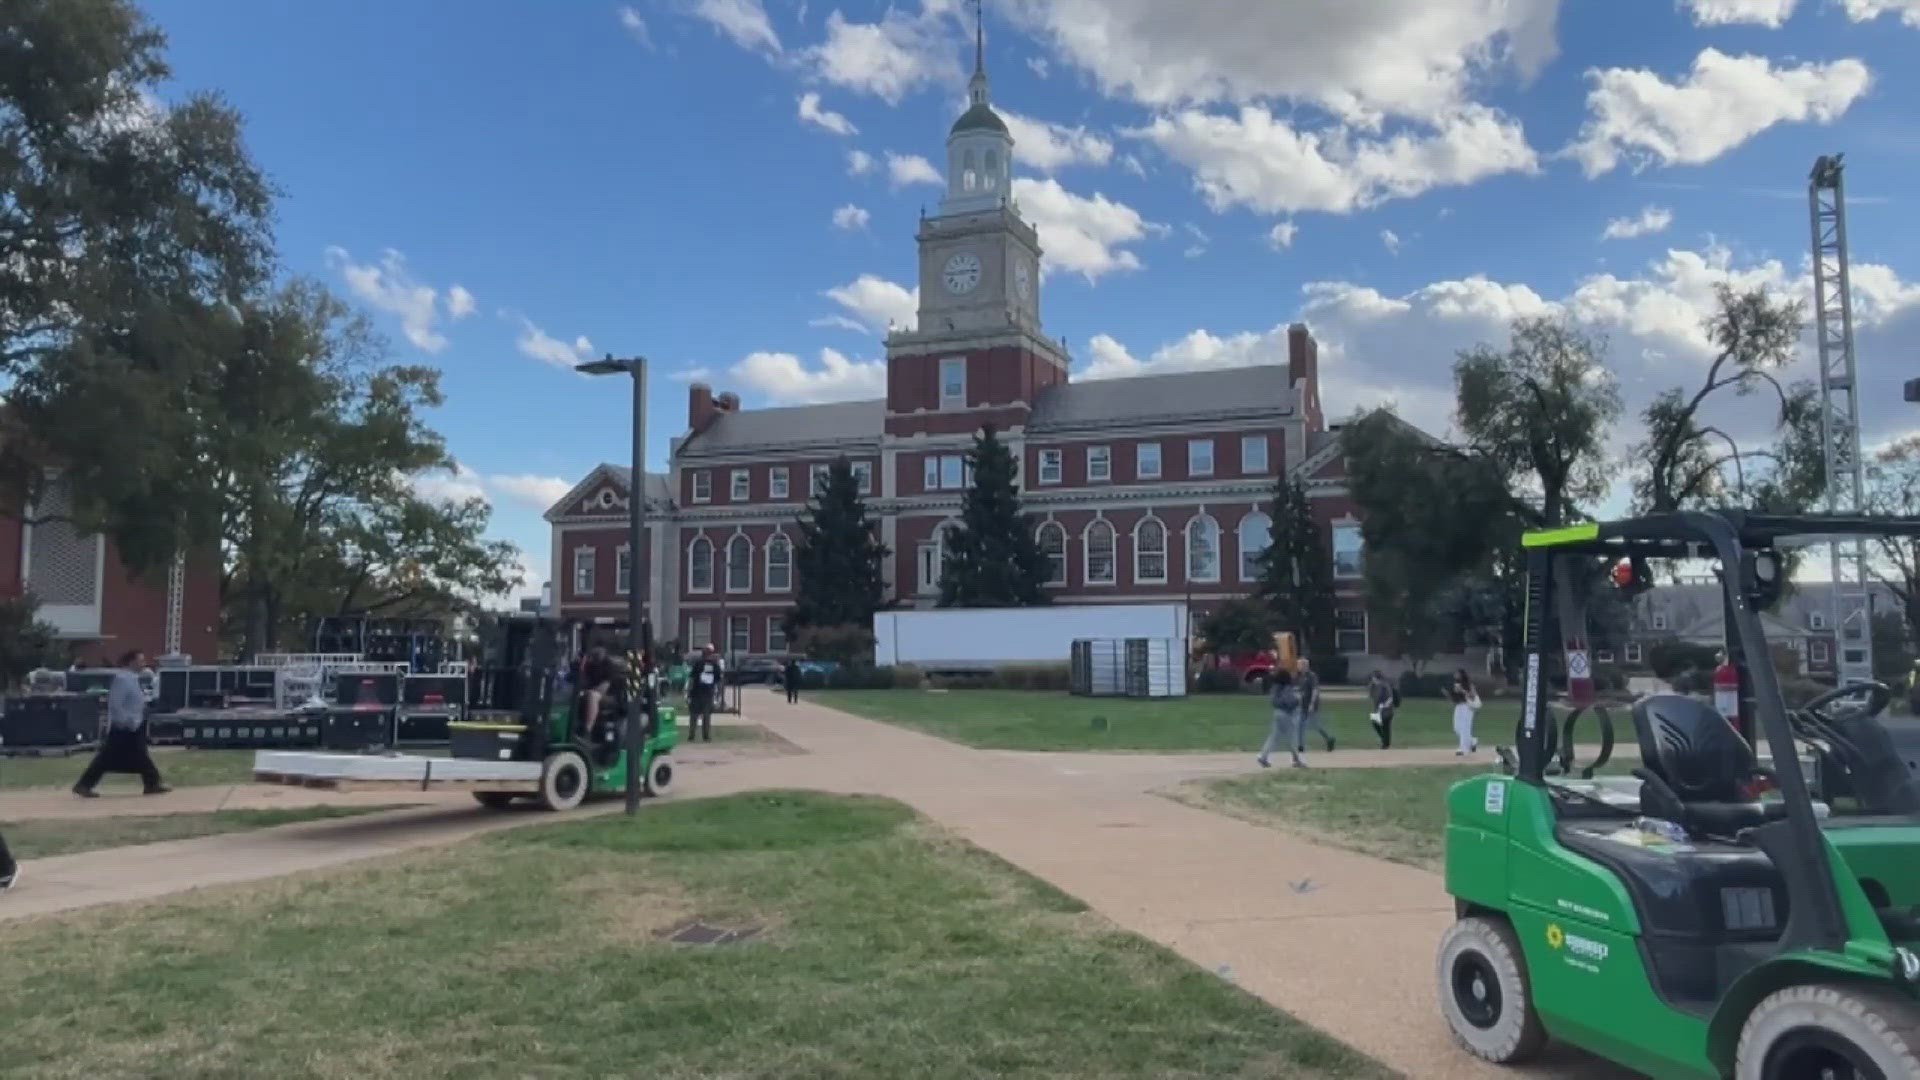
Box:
[1800, 680, 1892, 726]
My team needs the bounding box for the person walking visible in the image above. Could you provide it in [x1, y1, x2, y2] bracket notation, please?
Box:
[782, 657, 801, 704]
[1368, 669, 1400, 750]
[0, 829, 17, 893]
[1449, 668, 1481, 756]
[1294, 657, 1335, 753]
[1257, 668, 1305, 768]
[686, 644, 720, 742]
[73, 650, 170, 798]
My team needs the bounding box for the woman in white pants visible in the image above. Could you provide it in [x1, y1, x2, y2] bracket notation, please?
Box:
[1449, 668, 1481, 756]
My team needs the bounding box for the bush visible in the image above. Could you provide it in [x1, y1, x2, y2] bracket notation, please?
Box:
[794, 624, 876, 665]
[815, 663, 919, 690]
[1310, 654, 1350, 686]
[1397, 670, 1451, 699]
[1647, 639, 1719, 681]
[991, 662, 1073, 691]
[1194, 667, 1242, 694]
[1590, 664, 1627, 693]
[1778, 677, 1832, 709]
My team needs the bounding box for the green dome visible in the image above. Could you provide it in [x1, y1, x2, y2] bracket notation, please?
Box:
[950, 102, 1009, 136]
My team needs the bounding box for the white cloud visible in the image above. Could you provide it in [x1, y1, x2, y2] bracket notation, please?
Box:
[730, 347, 887, 403]
[797, 91, 858, 135]
[1028, 56, 1051, 78]
[831, 203, 871, 230]
[1267, 221, 1299, 249]
[684, 0, 782, 53]
[618, 5, 654, 46]
[323, 246, 465, 353]
[1839, 0, 1920, 26]
[507, 313, 595, 369]
[886, 151, 943, 187]
[1120, 153, 1147, 177]
[847, 148, 875, 175]
[1006, 0, 1559, 123]
[1601, 206, 1674, 240]
[411, 462, 488, 505]
[1011, 176, 1158, 281]
[489, 473, 575, 512]
[1679, 0, 1799, 25]
[1569, 48, 1871, 177]
[800, 8, 960, 105]
[822, 274, 918, 333]
[999, 109, 1115, 171]
[1381, 228, 1402, 255]
[1182, 223, 1209, 258]
[1135, 103, 1538, 216]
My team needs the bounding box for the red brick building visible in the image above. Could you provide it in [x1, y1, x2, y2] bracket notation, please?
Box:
[547, 52, 1401, 668]
[1, 474, 221, 665]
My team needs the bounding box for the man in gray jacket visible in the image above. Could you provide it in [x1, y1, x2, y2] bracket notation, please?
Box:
[1294, 658, 1335, 754]
[72, 650, 169, 797]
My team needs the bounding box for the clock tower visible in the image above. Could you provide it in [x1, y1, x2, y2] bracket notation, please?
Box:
[884, 10, 1067, 434]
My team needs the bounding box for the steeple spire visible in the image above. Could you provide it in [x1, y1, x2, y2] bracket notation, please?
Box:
[968, 0, 988, 106]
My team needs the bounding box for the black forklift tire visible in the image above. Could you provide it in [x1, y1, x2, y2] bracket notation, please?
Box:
[1735, 983, 1920, 1080]
[1437, 916, 1548, 1064]
[537, 749, 591, 812]
[643, 754, 674, 797]
[472, 792, 517, 810]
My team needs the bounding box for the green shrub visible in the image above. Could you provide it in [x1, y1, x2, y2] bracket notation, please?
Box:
[820, 664, 907, 690]
[1396, 671, 1451, 699]
[794, 624, 876, 665]
[1310, 654, 1350, 685]
[993, 663, 1072, 691]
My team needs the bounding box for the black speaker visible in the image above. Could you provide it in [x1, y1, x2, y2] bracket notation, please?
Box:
[1, 695, 103, 749]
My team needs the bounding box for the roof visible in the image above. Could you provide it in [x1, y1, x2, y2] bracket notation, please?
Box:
[951, 102, 1008, 135]
[1028, 366, 1293, 431]
[544, 463, 671, 521]
[603, 465, 673, 503]
[681, 399, 886, 455]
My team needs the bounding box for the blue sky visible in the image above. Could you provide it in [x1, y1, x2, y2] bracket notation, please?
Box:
[143, 0, 1920, 600]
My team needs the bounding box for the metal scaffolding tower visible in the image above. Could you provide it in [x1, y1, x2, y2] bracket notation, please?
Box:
[1808, 154, 1874, 684]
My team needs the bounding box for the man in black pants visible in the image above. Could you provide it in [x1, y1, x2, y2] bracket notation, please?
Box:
[1367, 669, 1400, 750]
[73, 650, 170, 798]
[783, 657, 801, 704]
[686, 644, 720, 742]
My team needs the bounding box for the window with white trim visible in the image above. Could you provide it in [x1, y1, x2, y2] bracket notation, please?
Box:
[1595, 650, 1614, 663]
[730, 469, 750, 501]
[765, 533, 793, 592]
[1085, 520, 1116, 585]
[1810, 639, 1831, 664]
[616, 547, 632, 595]
[725, 535, 753, 592]
[1810, 611, 1828, 631]
[924, 454, 971, 490]
[1038, 449, 1062, 484]
[1188, 439, 1214, 477]
[917, 524, 955, 595]
[1135, 518, 1168, 583]
[851, 460, 874, 495]
[1625, 642, 1643, 664]
[1137, 442, 1162, 479]
[1331, 523, 1363, 579]
[573, 548, 595, 596]
[687, 536, 714, 593]
[1241, 435, 1269, 474]
[1651, 611, 1669, 631]
[1237, 512, 1271, 582]
[1036, 521, 1067, 585]
[769, 468, 790, 500]
[1087, 446, 1111, 483]
[690, 470, 711, 503]
[1335, 610, 1368, 654]
[728, 615, 751, 656]
[687, 616, 712, 651]
[767, 618, 788, 654]
[1187, 515, 1221, 583]
[939, 357, 966, 408]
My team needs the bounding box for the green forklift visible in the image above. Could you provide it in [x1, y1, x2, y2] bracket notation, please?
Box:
[1439, 511, 1920, 1079]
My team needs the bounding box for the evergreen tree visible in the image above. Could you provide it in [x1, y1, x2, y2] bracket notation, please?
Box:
[788, 458, 890, 632]
[939, 426, 1052, 607]
[1253, 477, 1336, 661]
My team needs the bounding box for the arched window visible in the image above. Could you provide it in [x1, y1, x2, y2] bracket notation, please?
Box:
[1187, 514, 1221, 583]
[1085, 519, 1116, 585]
[1134, 517, 1167, 584]
[726, 534, 753, 593]
[918, 521, 960, 595]
[1035, 521, 1067, 585]
[982, 149, 1000, 190]
[765, 533, 793, 592]
[963, 150, 978, 192]
[1238, 512, 1272, 583]
[687, 536, 713, 593]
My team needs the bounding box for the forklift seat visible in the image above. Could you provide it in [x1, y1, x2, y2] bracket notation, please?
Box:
[1631, 695, 1778, 840]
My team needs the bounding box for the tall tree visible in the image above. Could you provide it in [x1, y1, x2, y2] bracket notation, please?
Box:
[788, 458, 890, 632]
[939, 426, 1052, 607]
[1252, 477, 1335, 660]
[2, 0, 274, 570]
[1454, 317, 1620, 528]
[1634, 285, 1823, 514]
[1864, 437, 1920, 648]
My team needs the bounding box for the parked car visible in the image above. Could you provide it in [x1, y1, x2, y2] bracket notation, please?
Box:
[728, 656, 786, 686]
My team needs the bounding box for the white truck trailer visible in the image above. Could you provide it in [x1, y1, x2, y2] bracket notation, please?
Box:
[872, 603, 1189, 671]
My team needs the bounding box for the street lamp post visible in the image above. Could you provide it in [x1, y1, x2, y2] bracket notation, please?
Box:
[575, 354, 651, 815]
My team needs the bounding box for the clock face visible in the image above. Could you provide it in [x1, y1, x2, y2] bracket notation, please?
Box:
[942, 252, 982, 295]
[1014, 260, 1031, 300]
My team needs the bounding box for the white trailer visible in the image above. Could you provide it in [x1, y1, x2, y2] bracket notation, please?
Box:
[872, 604, 1189, 670]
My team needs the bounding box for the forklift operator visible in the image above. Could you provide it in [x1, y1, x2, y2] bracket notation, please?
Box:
[575, 649, 618, 742]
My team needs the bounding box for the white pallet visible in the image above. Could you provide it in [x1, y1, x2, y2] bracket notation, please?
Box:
[253, 750, 541, 787]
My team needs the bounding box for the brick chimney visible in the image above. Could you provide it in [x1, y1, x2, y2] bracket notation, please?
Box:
[1287, 323, 1324, 433]
[688, 383, 717, 433]
[716, 392, 740, 412]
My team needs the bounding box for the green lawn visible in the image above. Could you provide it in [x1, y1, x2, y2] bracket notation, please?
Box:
[0, 791, 1389, 1080]
[810, 689, 1470, 752]
[0, 805, 409, 860]
[1180, 765, 1484, 870]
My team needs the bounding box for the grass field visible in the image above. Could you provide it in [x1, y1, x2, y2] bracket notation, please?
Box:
[0, 805, 407, 861]
[1179, 765, 1484, 870]
[0, 791, 1388, 1079]
[809, 689, 1474, 752]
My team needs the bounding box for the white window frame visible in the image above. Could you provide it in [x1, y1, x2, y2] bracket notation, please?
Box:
[572, 547, 595, 596]
[765, 532, 793, 592]
[939, 356, 967, 408]
[1810, 639, 1831, 664]
[728, 614, 751, 656]
[615, 546, 632, 596]
[1036, 521, 1067, 585]
[725, 534, 753, 594]
[1186, 514, 1221, 584]
[1595, 649, 1614, 664]
[1810, 611, 1829, 631]
[1137, 442, 1162, 480]
[1188, 439, 1214, 478]
[1037, 449, 1063, 485]
[690, 470, 712, 503]
[1331, 523, 1363, 580]
[1241, 435, 1269, 475]
[767, 618, 788, 655]
[1134, 517, 1168, 584]
[687, 536, 714, 593]
[1335, 610, 1369, 654]
[1087, 446, 1112, 483]
[769, 468, 790, 500]
[1237, 512, 1271, 583]
[1625, 642, 1643, 664]
[687, 616, 712, 651]
[730, 469, 750, 501]
[851, 461, 874, 495]
[809, 464, 831, 497]
[1651, 611, 1669, 631]
[1084, 520, 1117, 586]
[926, 454, 969, 491]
